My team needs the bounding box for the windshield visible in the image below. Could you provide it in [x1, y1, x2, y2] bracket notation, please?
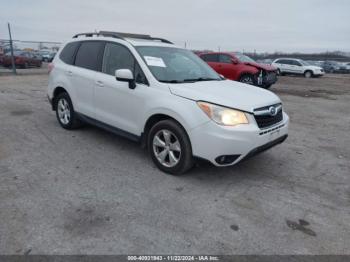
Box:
[234, 53, 256, 63]
[136, 46, 221, 83]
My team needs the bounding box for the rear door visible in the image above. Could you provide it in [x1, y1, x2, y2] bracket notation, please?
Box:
[71, 41, 105, 118]
[275, 59, 286, 72]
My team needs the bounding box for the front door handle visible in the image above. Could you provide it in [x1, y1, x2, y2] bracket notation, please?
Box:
[95, 80, 104, 87]
[66, 70, 73, 76]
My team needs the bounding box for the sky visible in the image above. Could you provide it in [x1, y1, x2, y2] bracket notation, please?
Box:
[1, 0, 350, 53]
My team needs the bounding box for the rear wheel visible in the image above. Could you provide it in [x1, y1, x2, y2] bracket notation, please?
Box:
[148, 120, 194, 175]
[239, 74, 255, 85]
[55, 92, 82, 130]
[23, 62, 29, 69]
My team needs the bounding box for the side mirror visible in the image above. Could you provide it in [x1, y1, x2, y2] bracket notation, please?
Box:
[115, 69, 136, 89]
[231, 59, 238, 64]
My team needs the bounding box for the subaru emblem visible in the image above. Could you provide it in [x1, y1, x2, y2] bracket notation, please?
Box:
[269, 106, 277, 116]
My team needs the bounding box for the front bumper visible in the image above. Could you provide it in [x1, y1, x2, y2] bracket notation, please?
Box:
[257, 71, 278, 87]
[314, 71, 325, 76]
[189, 112, 289, 166]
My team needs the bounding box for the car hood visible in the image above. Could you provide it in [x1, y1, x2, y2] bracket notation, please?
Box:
[243, 62, 277, 71]
[168, 80, 281, 113]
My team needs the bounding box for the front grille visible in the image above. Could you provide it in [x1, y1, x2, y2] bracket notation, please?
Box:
[254, 104, 283, 129]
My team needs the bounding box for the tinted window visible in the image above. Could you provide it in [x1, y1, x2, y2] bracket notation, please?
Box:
[75, 41, 104, 71]
[219, 54, 232, 63]
[59, 42, 80, 65]
[102, 43, 147, 84]
[276, 59, 285, 64]
[291, 60, 302, 66]
[200, 54, 219, 62]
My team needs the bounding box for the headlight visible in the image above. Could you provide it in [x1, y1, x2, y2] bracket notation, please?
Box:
[197, 101, 248, 126]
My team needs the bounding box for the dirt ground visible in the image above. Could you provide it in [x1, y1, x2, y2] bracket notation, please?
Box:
[0, 68, 349, 255]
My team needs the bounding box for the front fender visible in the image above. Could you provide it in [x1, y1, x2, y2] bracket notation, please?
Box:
[140, 93, 210, 134]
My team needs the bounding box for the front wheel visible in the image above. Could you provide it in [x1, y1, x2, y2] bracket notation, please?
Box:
[304, 71, 313, 78]
[239, 74, 255, 85]
[148, 120, 194, 175]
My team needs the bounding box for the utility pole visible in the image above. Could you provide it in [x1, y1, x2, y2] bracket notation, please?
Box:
[7, 22, 16, 75]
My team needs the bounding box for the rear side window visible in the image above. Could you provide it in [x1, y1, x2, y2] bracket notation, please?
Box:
[59, 42, 80, 65]
[200, 54, 219, 62]
[74, 41, 105, 71]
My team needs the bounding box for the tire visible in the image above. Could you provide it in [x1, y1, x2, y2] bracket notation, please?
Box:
[23, 62, 29, 69]
[55, 92, 82, 130]
[239, 74, 255, 85]
[148, 119, 194, 175]
[264, 84, 272, 89]
[277, 69, 282, 75]
[304, 70, 313, 78]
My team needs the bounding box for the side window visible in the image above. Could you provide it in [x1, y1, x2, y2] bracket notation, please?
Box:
[75, 41, 105, 71]
[219, 54, 232, 63]
[276, 59, 284, 64]
[102, 43, 147, 84]
[200, 54, 219, 62]
[59, 42, 80, 65]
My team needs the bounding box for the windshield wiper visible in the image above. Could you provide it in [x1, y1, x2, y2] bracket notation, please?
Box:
[183, 77, 220, 82]
[159, 80, 184, 83]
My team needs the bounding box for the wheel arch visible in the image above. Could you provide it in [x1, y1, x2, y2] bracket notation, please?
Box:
[141, 113, 189, 148]
[52, 86, 68, 110]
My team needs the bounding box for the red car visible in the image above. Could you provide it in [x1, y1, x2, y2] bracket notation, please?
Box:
[198, 52, 278, 88]
[2, 51, 42, 68]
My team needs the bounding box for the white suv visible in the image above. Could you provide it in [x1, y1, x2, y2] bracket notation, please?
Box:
[48, 31, 289, 175]
[272, 58, 324, 78]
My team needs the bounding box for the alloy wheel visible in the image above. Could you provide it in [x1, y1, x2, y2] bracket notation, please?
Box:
[57, 98, 71, 125]
[152, 129, 181, 167]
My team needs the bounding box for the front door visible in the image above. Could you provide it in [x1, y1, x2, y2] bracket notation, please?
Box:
[94, 42, 149, 135]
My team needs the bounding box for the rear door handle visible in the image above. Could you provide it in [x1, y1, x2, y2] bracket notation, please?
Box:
[95, 80, 104, 87]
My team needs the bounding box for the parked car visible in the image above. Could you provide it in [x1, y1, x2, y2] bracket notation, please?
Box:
[39, 50, 56, 62]
[2, 51, 42, 68]
[345, 62, 350, 71]
[321, 61, 347, 73]
[272, 58, 324, 78]
[48, 31, 289, 175]
[197, 52, 278, 89]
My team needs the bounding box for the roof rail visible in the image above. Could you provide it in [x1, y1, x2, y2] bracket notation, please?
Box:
[72, 31, 173, 44]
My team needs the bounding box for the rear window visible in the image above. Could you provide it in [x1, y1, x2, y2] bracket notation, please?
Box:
[59, 42, 80, 65]
[74, 41, 105, 71]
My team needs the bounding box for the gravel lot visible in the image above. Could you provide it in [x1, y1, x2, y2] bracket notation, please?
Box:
[0, 67, 349, 255]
